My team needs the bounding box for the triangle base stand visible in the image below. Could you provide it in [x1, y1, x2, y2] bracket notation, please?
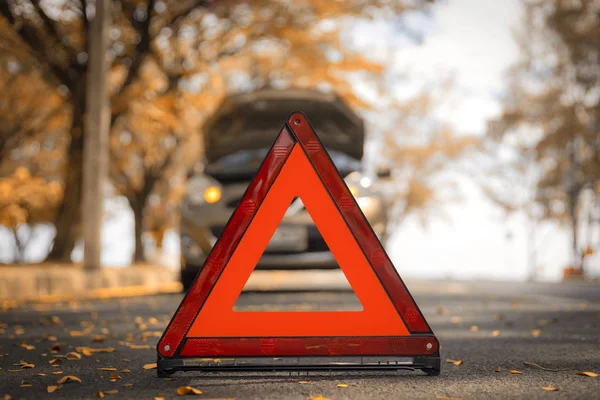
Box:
[157, 354, 440, 377]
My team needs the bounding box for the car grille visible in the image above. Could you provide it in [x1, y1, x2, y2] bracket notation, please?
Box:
[209, 225, 329, 254]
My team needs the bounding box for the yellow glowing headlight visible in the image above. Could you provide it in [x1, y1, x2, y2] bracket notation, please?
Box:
[203, 186, 221, 203]
[348, 184, 359, 197]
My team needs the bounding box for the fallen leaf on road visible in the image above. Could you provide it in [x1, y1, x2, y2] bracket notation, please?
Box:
[76, 346, 116, 355]
[19, 343, 35, 350]
[575, 371, 598, 377]
[19, 380, 32, 388]
[97, 392, 105, 398]
[52, 371, 63, 375]
[509, 370, 522, 374]
[98, 367, 117, 371]
[123, 383, 133, 387]
[531, 329, 542, 337]
[298, 381, 311, 384]
[121, 369, 131, 373]
[435, 396, 462, 400]
[450, 316, 461, 324]
[143, 363, 157, 370]
[57, 375, 82, 384]
[337, 384, 348, 388]
[7, 370, 22, 373]
[492, 330, 500, 337]
[446, 359, 463, 366]
[48, 358, 62, 367]
[19, 362, 34, 369]
[523, 362, 571, 372]
[49, 344, 61, 353]
[128, 344, 152, 350]
[177, 386, 203, 395]
[47, 335, 58, 342]
[309, 396, 330, 400]
[104, 390, 118, 394]
[37, 373, 46, 376]
[495, 367, 502, 372]
[47, 385, 61, 393]
[164, 378, 176, 381]
[66, 352, 82, 361]
[154, 398, 165, 400]
[470, 326, 479, 332]
[109, 373, 121, 381]
[93, 336, 105, 343]
[542, 387, 559, 391]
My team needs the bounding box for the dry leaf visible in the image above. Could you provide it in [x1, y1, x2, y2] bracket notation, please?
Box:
[298, 381, 311, 384]
[154, 398, 166, 400]
[75, 346, 115, 355]
[309, 396, 331, 400]
[121, 369, 131, 373]
[97, 391, 105, 398]
[492, 330, 500, 337]
[98, 367, 117, 371]
[7, 370, 22, 373]
[509, 370, 522, 374]
[143, 363, 157, 370]
[531, 329, 542, 337]
[37, 373, 46, 376]
[470, 325, 479, 332]
[49, 359, 62, 367]
[450, 316, 461, 324]
[20, 343, 35, 350]
[495, 367, 501, 373]
[104, 390, 118, 394]
[177, 386, 203, 395]
[66, 352, 82, 361]
[52, 371, 63, 375]
[47, 385, 60, 393]
[446, 359, 463, 366]
[109, 373, 121, 381]
[164, 378, 176, 381]
[128, 344, 152, 350]
[542, 387, 559, 391]
[57, 375, 82, 384]
[337, 383, 349, 388]
[49, 344, 61, 353]
[575, 371, 598, 377]
[19, 380, 33, 388]
[20, 362, 34, 369]
[93, 336, 105, 343]
[47, 335, 58, 342]
[435, 396, 462, 400]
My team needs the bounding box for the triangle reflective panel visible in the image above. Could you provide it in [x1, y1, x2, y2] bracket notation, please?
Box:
[157, 112, 440, 376]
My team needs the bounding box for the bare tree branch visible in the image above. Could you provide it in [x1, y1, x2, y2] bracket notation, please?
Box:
[0, 2, 73, 88]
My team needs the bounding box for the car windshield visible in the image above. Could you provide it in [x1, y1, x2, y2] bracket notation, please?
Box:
[208, 148, 362, 177]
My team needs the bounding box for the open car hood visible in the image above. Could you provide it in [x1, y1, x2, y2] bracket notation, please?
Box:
[202, 89, 365, 164]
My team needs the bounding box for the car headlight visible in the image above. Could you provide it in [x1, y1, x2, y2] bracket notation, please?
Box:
[186, 175, 222, 205]
[344, 171, 372, 198]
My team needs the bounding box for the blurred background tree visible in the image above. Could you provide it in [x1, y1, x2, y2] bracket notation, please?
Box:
[488, 0, 600, 272]
[2, 0, 469, 265]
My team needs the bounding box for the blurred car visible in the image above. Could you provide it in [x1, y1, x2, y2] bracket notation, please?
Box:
[179, 89, 391, 291]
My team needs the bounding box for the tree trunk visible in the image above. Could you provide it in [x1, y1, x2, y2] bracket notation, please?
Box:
[567, 189, 581, 269]
[46, 83, 86, 262]
[129, 197, 146, 264]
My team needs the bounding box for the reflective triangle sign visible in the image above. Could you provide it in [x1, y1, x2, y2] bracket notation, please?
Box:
[157, 112, 440, 376]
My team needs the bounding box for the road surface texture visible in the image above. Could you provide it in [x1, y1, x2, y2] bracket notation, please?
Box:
[1, 279, 598, 399]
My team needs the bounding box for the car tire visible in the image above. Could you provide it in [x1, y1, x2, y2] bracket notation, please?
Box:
[180, 266, 199, 293]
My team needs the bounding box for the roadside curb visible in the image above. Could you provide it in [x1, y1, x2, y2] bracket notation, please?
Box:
[0, 264, 178, 303]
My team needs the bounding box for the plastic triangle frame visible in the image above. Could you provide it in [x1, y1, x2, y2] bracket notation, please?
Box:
[157, 112, 440, 376]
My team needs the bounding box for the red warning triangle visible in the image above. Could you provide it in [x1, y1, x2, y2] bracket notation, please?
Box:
[158, 112, 438, 374]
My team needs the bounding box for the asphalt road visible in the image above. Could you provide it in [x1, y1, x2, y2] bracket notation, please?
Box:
[1, 279, 599, 399]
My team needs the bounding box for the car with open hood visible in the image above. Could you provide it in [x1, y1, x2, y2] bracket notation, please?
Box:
[179, 88, 391, 291]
